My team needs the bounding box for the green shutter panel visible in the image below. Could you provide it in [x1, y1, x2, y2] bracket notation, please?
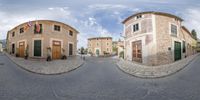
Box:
[34, 40, 41, 57]
[174, 41, 181, 61]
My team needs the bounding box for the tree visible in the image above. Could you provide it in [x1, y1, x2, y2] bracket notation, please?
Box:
[80, 47, 85, 55]
[191, 29, 197, 40]
[84, 48, 88, 54]
[112, 46, 118, 55]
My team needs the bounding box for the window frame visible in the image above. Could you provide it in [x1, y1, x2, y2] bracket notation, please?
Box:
[107, 48, 109, 51]
[132, 23, 140, 33]
[69, 30, 73, 36]
[170, 23, 178, 37]
[19, 27, 24, 33]
[34, 24, 43, 34]
[54, 25, 61, 32]
[12, 32, 15, 37]
[107, 42, 109, 46]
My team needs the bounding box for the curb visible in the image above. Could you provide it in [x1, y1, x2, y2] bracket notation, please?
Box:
[116, 54, 200, 79]
[5, 53, 85, 75]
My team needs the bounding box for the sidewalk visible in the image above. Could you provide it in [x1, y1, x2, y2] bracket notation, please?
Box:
[117, 54, 199, 78]
[6, 53, 84, 75]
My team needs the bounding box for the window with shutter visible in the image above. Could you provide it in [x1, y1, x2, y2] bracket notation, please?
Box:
[34, 24, 42, 34]
[171, 24, 177, 36]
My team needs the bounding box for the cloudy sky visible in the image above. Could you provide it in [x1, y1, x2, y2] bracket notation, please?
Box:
[0, 0, 200, 48]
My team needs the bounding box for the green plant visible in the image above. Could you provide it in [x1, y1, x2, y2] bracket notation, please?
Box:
[24, 45, 29, 59]
[61, 55, 67, 60]
[119, 51, 124, 59]
[46, 47, 52, 61]
[16, 53, 19, 57]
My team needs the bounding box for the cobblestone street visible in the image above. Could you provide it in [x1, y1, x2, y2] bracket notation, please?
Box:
[6, 53, 84, 75]
[0, 53, 200, 100]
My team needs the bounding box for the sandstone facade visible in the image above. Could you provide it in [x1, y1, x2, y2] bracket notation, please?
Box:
[88, 37, 112, 56]
[7, 20, 79, 59]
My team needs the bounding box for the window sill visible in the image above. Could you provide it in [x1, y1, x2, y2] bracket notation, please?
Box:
[170, 34, 177, 37]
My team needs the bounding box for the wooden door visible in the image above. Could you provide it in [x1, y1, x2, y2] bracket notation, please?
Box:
[132, 40, 142, 63]
[19, 42, 25, 57]
[52, 41, 61, 59]
[69, 43, 73, 56]
[174, 41, 181, 61]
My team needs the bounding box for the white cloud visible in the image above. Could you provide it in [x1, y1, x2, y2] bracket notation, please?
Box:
[0, 7, 74, 40]
[0, 11, 36, 40]
[0, 6, 114, 48]
[88, 4, 127, 10]
[88, 4, 141, 12]
[182, 8, 200, 39]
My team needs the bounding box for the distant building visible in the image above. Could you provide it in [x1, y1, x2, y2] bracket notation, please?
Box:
[122, 11, 197, 66]
[88, 37, 112, 56]
[7, 20, 79, 59]
[112, 40, 124, 58]
[117, 40, 124, 58]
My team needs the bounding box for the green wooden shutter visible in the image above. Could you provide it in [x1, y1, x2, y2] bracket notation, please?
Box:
[34, 40, 41, 57]
[174, 41, 181, 61]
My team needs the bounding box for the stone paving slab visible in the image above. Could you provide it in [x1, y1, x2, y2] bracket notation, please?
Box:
[5, 53, 84, 75]
[117, 54, 199, 78]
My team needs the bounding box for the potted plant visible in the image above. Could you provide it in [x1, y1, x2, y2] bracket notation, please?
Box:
[119, 51, 124, 59]
[46, 47, 52, 61]
[15, 48, 19, 57]
[24, 45, 29, 59]
[61, 48, 67, 60]
[15, 53, 19, 57]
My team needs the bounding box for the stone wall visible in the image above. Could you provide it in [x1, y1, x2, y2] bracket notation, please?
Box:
[124, 13, 157, 65]
[154, 15, 178, 65]
[155, 15, 196, 65]
[88, 37, 112, 56]
[7, 20, 78, 58]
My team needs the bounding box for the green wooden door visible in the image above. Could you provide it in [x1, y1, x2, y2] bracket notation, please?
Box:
[96, 49, 100, 56]
[34, 40, 41, 57]
[174, 41, 181, 61]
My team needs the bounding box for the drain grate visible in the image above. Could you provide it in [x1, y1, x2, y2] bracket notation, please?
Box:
[0, 63, 4, 65]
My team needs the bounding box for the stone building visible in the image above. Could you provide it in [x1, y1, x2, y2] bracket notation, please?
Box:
[112, 40, 124, 57]
[88, 37, 112, 56]
[7, 20, 79, 59]
[122, 11, 197, 66]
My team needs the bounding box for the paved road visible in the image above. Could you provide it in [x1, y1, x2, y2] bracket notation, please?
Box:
[0, 53, 200, 100]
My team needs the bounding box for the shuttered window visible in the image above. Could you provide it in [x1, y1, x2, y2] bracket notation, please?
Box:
[54, 25, 61, 31]
[171, 24, 177, 36]
[20, 27, 24, 33]
[133, 23, 139, 32]
[34, 24, 42, 34]
[69, 30, 73, 36]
